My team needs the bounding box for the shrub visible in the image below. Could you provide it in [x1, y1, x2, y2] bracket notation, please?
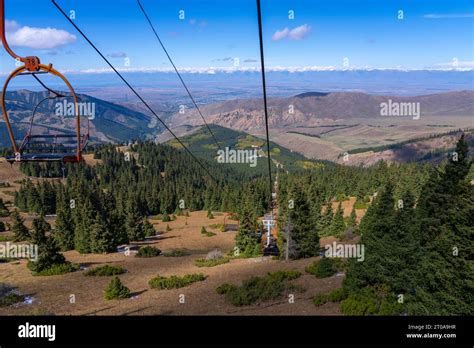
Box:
[267, 270, 301, 282]
[195, 249, 228, 267]
[0, 283, 13, 296]
[200, 227, 215, 237]
[331, 258, 347, 272]
[136, 246, 161, 258]
[287, 283, 306, 293]
[0, 284, 24, 307]
[0, 292, 24, 307]
[84, 265, 125, 276]
[216, 283, 236, 295]
[313, 293, 329, 306]
[149, 273, 207, 290]
[341, 286, 403, 315]
[328, 288, 348, 302]
[195, 258, 229, 267]
[236, 244, 262, 258]
[0, 221, 5, 232]
[305, 257, 337, 278]
[163, 250, 188, 257]
[31, 262, 79, 276]
[217, 270, 301, 306]
[104, 276, 130, 300]
[162, 213, 171, 222]
[340, 292, 378, 315]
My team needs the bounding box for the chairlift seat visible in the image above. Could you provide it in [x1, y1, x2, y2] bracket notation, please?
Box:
[6, 152, 79, 163]
[27, 134, 77, 138]
[263, 244, 280, 257]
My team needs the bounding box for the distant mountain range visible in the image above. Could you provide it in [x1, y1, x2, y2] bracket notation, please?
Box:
[1, 89, 472, 166]
[168, 90, 474, 131]
[17, 70, 474, 98]
[0, 90, 157, 148]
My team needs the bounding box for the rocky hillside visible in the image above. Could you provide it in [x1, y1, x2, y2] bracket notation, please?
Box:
[168, 90, 474, 131]
[0, 90, 158, 147]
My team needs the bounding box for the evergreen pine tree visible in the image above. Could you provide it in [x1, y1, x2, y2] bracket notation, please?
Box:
[318, 203, 333, 237]
[27, 216, 67, 274]
[28, 236, 66, 274]
[289, 185, 319, 258]
[330, 202, 346, 239]
[410, 135, 473, 315]
[348, 207, 357, 228]
[89, 214, 115, 253]
[343, 183, 397, 292]
[143, 218, 156, 237]
[74, 197, 94, 253]
[104, 276, 130, 300]
[30, 215, 50, 246]
[235, 199, 259, 255]
[125, 198, 145, 241]
[11, 210, 30, 242]
[54, 199, 75, 251]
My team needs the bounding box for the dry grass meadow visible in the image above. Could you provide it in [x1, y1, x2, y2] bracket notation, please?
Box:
[0, 159, 365, 316]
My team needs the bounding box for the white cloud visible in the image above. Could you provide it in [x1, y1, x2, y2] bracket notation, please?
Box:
[212, 57, 233, 62]
[272, 24, 311, 41]
[5, 19, 76, 49]
[423, 13, 474, 19]
[272, 28, 289, 41]
[430, 60, 474, 70]
[189, 19, 207, 27]
[53, 64, 473, 76]
[62, 65, 338, 75]
[107, 52, 127, 58]
[5, 19, 19, 32]
[2, 65, 471, 77]
[288, 24, 312, 40]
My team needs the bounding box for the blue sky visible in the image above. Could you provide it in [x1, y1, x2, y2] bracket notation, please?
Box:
[0, 0, 473, 74]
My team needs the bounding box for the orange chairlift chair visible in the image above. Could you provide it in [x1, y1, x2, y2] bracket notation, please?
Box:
[0, 0, 88, 163]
